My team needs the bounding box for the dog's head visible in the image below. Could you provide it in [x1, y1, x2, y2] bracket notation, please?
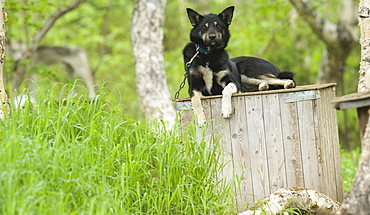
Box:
[187, 6, 234, 52]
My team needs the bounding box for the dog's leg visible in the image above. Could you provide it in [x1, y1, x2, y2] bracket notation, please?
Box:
[241, 75, 269, 91]
[260, 74, 295, 89]
[191, 90, 206, 125]
[222, 82, 237, 119]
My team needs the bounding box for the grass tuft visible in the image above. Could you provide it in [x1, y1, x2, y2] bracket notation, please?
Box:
[0, 85, 235, 214]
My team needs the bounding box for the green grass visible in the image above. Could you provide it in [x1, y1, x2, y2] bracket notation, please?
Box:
[0, 85, 235, 215]
[341, 148, 360, 193]
[0, 83, 362, 214]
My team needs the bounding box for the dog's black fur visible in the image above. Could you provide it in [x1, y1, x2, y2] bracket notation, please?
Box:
[183, 6, 241, 97]
[231, 56, 295, 92]
[183, 6, 295, 123]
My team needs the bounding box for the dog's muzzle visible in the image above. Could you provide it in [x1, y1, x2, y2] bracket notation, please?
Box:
[203, 31, 222, 46]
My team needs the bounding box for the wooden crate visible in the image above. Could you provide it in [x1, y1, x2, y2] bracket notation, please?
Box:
[175, 83, 343, 208]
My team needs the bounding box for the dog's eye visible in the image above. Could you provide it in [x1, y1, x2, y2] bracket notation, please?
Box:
[216, 24, 221, 29]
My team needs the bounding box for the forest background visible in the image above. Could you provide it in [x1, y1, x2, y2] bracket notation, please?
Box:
[6, 0, 361, 150]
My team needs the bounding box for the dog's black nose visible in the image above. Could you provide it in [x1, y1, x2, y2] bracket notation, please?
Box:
[208, 34, 216, 40]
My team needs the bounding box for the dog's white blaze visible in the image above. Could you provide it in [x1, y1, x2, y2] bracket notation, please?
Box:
[216, 70, 229, 88]
[221, 83, 237, 119]
[198, 66, 213, 94]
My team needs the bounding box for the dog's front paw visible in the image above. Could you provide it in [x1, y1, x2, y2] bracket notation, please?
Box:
[196, 112, 206, 126]
[284, 80, 295, 89]
[222, 103, 233, 119]
[258, 82, 269, 91]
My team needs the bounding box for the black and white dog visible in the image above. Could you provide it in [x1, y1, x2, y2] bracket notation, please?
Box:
[183, 6, 295, 125]
[183, 6, 241, 125]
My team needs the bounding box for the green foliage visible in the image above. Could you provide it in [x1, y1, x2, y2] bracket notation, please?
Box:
[4, 0, 362, 148]
[341, 148, 360, 193]
[0, 85, 236, 214]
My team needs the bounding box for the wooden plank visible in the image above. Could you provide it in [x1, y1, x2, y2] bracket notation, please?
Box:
[331, 91, 370, 110]
[209, 98, 235, 187]
[262, 93, 287, 192]
[229, 95, 255, 209]
[174, 83, 337, 102]
[326, 87, 344, 202]
[245, 95, 270, 199]
[333, 98, 370, 110]
[313, 88, 331, 198]
[297, 99, 322, 192]
[279, 92, 305, 188]
[332, 91, 370, 103]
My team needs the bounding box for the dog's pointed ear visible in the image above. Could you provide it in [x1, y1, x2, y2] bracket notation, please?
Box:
[219, 6, 234, 26]
[187, 8, 203, 27]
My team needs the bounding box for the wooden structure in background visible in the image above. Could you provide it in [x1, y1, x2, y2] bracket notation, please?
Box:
[332, 91, 370, 139]
[175, 83, 343, 209]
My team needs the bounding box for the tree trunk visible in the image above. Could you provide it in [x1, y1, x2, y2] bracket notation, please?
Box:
[336, 1, 370, 214]
[317, 48, 348, 89]
[290, 0, 357, 93]
[0, 1, 9, 119]
[131, 0, 176, 127]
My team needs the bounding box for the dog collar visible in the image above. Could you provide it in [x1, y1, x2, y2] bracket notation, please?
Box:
[195, 44, 209, 54]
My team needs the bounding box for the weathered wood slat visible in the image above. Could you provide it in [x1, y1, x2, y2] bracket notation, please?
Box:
[325, 88, 344, 201]
[314, 88, 330, 198]
[210, 98, 234, 184]
[245, 95, 270, 200]
[262, 94, 287, 192]
[230, 96, 255, 206]
[279, 92, 305, 188]
[297, 99, 322, 191]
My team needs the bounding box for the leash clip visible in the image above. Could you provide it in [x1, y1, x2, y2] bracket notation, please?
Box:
[186, 46, 200, 68]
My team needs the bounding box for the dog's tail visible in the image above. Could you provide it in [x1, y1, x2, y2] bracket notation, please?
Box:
[278, 71, 295, 80]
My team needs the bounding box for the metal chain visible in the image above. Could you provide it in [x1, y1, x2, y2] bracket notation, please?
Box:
[174, 72, 187, 99]
[174, 48, 200, 100]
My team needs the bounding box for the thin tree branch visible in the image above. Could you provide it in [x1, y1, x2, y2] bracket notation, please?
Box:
[30, 0, 86, 51]
[92, 0, 111, 75]
[12, 0, 85, 92]
[289, 0, 339, 46]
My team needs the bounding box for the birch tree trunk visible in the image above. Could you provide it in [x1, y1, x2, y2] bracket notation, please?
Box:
[336, 1, 370, 214]
[0, 1, 9, 119]
[131, 0, 176, 127]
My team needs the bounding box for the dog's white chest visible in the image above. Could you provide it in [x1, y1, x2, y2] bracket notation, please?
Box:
[197, 65, 213, 93]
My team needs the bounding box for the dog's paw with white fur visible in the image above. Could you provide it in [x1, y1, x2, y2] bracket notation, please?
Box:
[222, 100, 233, 119]
[258, 82, 269, 91]
[284, 80, 295, 89]
[197, 112, 206, 126]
